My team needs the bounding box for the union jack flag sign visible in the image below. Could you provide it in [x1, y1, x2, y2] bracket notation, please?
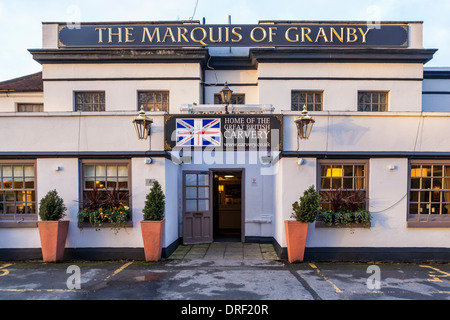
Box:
[176, 118, 221, 147]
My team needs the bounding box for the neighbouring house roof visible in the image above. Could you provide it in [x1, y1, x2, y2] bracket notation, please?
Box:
[0, 72, 43, 93]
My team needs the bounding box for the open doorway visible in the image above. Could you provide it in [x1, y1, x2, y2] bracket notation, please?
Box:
[212, 170, 243, 242]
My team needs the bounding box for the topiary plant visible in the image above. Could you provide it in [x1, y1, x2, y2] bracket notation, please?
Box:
[39, 190, 67, 221]
[291, 185, 320, 223]
[142, 180, 165, 221]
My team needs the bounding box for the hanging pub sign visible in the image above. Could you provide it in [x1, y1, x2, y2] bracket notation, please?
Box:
[58, 23, 409, 48]
[164, 114, 283, 151]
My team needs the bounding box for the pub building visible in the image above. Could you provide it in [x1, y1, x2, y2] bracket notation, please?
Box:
[0, 20, 449, 261]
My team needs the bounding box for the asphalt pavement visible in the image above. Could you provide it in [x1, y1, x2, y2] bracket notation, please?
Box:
[0, 257, 449, 302]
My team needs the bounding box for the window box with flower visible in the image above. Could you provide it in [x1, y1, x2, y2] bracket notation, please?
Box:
[316, 188, 373, 230]
[77, 187, 132, 233]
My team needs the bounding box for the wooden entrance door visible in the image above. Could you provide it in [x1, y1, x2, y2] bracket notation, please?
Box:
[183, 171, 213, 244]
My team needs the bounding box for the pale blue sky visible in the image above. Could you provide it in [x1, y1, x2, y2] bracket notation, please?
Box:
[0, 0, 449, 81]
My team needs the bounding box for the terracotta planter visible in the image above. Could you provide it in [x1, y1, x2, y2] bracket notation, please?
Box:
[38, 220, 70, 263]
[284, 220, 309, 263]
[140, 219, 165, 262]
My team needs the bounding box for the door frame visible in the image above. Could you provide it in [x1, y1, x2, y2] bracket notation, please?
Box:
[210, 168, 245, 243]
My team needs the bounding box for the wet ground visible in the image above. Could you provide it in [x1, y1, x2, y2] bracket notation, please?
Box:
[0, 244, 449, 302]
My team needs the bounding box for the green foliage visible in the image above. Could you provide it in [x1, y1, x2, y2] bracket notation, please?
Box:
[318, 188, 372, 229]
[318, 209, 372, 228]
[39, 190, 67, 221]
[77, 205, 130, 233]
[142, 180, 165, 221]
[291, 185, 320, 223]
[77, 187, 130, 232]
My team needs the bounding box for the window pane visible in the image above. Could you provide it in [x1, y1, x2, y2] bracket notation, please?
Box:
[3, 177, 12, 189]
[85, 178, 95, 189]
[198, 187, 209, 198]
[118, 165, 128, 176]
[433, 165, 443, 177]
[411, 178, 420, 189]
[198, 174, 209, 186]
[24, 178, 34, 189]
[106, 179, 117, 189]
[24, 165, 34, 177]
[118, 178, 128, 189]
[84, 165, 95, 177]
[186, 187, 197, 199]
[198, 199, 209, 211]
[96, 165, 106, 177]
[3, 166, 12, 177]
[410, 191, 419, 202]
[409, 203, 418, 214]
[186, 200, 197, 211]
[107, 165, 117, 177]
[14, 179, 23, 189]
[186, 174, 197, 186]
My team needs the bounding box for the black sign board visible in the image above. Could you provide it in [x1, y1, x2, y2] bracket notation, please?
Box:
[164, 114, 283, 151]
[59, 24, 409, 48]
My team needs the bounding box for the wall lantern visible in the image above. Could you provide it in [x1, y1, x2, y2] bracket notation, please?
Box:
[220, 81, 233, 114]
[294, 105, 315, 140]
[133, 106, 153, 147]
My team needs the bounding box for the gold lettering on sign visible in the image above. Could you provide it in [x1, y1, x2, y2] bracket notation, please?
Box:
[358, 27, 370, 43]
[224, 27, 230, 42]
[209, 27, 222, 43]
[347, 28, 358, 43]
[191, 27, 207, 46]
[250, 27, 267, 42]
[108, 27, 122, 43]
[285, 27, 299, 43]
[142, 27, 161, 43]
[231, 27, 242, 43]
[301, 27, 313, 42]
[268, 27, 277, 43]
[125, 27, 135, 43]
[177, 27, 189, 43]
[162, 27, 176, 43]
[330, 27, 344, 43]
[95, 28, 106, 43]
[315, 27, 329, 42]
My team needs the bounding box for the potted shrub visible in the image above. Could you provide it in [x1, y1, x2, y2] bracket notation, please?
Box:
[141, 180, 165, 262]
[285, 185, 320, 263]
[37, 190, 69, 263]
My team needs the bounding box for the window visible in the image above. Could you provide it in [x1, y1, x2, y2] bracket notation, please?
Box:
[138, 91, 169, 112]
[358, 91, 388, 112]
[319, 160, 368, 211]
[408, 161, 450, 226]
[81, 161, 130, 209]
[291, 91, 323, 111]
[214, 93, 245, 105]
[0, 162, 36, 223]
[17, 103, 43, 112]
[75, 92, 105, 112]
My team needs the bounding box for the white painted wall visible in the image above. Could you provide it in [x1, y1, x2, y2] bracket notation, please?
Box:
[274, 157, 317, 248]
[43, 63, 202, 113]
[0, 92, 43, 112]
[258, 63, 423, 112]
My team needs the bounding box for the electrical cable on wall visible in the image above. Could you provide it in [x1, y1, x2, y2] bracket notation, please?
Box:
[189, 0, 199, 20]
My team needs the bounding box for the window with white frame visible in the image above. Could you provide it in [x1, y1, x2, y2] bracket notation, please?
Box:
[0, 161, 36, 223]
[409, 161, 450, 226]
